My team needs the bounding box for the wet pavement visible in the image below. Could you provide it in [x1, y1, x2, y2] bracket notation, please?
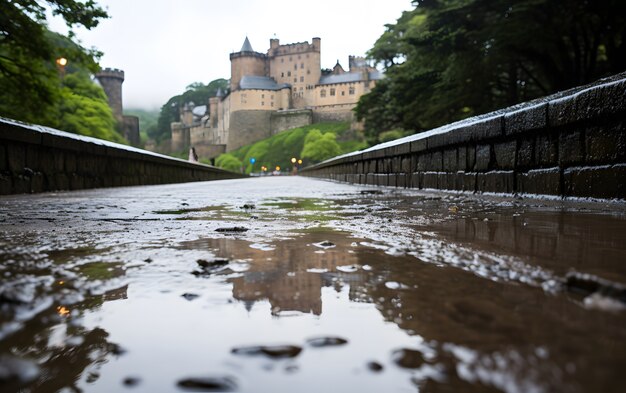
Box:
[0, 176, 625, 392]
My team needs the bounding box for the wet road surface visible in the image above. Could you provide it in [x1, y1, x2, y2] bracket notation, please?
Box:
[1, 176, 625, 392]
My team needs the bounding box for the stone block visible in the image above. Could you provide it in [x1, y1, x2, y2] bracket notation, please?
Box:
[0, 174, 11, 195]
[458, 146, 468, 172]
[563, 164, 626, 199]
[423, 172, 439, 189]
[0, 144, 5, 171]
[476, 171, 515, 193]
[558, 131, 584, 166]
[30, 172, 44, 193]
[416, 153, 428, 172]
[410, 172, 422, 189]
[549, 79, 626, 127]
[467, 145, 476, 171]
[536, 134, 558, 166]
[0, 121, 42, 144]
[493, 141, 517, 169]
[504, 103, 548, 135]
[475, 144, 491, 171]
[443, 149, 458, 172]
[462, 172, 477, 192]
[65, 153, 77, 173]
[517, 167, 561, 196]
[410, 138, 428, 153]
[429, 151, 443, 171]
[12, 175, 30, 194]
[517, 138, 535, 168]
[585, 122, 626, 164]
[7, 143, 26, 173]
[458, 116, 503, 143]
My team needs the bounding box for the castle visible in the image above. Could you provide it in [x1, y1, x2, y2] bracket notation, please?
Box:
[95, 68, 140, 146]
[171, 36, 382, 159]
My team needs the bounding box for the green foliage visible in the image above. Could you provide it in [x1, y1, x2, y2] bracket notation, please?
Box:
[378, 129, 410, 143]
[215, 154, 243, 173]
[217, 122, 357, 173]
[357, 0, 626, 141]
[57, 72, 124, 143]
[153, 78, 229, 143]
[0, 1, 107, 125]
[301, 131, 342, 163]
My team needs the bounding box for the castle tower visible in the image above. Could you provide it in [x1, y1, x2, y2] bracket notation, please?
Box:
[95, 68, 125, 124]
[230, 37, 268, 91]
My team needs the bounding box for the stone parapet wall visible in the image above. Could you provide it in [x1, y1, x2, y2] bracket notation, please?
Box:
[270, 110, 312, 135]
[301, 73, 626, 199]
[0, 118, 246, 195]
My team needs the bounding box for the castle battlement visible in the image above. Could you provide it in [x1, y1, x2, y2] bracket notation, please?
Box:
[229, 51, 267, 60]
[267, 37, 320, 57]
[96, 68, 125, 81]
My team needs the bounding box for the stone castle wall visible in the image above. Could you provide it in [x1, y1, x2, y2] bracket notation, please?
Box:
[270, 110, 312, 135]
[301, 73, 626, 200]
[227, 110, 274, 152]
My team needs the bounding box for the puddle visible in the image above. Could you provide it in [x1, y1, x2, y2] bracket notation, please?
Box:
[0, 177, 625, 392]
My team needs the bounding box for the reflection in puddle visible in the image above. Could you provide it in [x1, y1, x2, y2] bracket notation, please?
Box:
[0, 177, 625, 392]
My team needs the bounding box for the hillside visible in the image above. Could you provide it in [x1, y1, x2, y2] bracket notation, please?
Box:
[213, 122, 367, 174]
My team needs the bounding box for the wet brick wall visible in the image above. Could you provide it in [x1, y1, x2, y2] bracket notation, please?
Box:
[301, 73, 626, 199]
[0, 118, 246, 195]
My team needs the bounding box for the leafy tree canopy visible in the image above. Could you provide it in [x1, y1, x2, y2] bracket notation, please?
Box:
[0, 0, 108, 122]
[356, 0, 626, 142]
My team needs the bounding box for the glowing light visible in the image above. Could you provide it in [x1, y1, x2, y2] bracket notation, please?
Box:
[56, 57, 68, 67]
[291, 157, 297, 164]
[57, 306, 70, 317]
[275, 166, 281, 171]
[58, 280, 65, 285]
[298, 160, 303, 165]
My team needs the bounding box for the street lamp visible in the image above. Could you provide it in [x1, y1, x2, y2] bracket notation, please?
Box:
[56, 57, 68, 79]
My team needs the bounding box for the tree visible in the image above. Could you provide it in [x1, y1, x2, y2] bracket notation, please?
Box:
[215, 153, 243, 173]
[58, 71, 123, 143]
[300, 130, 342, 163]
[356, 0, 626, 140]
[152, 78, 229, 143]
[0, 1, 108, 124]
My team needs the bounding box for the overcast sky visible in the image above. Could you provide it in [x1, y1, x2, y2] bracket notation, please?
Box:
[47, 0, 413, 110]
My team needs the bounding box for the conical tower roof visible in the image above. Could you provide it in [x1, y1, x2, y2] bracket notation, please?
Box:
[215, 87, 225, 98]
[241, 36, 253, 52]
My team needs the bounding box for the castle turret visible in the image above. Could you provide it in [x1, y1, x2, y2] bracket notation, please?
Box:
[95, 68, 125, 124]
[230, 36, 268, 91]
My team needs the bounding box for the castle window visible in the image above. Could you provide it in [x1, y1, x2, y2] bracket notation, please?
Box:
[294, 78, 297, 83]
[320, 89, 326, 98]
[307, 70, 310, 74]
[349, 86, 355, 95]
[288, 71, 291, 77]
[271, 102, 274, 107]
[330, 88, 336, 96]
[341, 91, 345, 96]
[281, 72, 284, 77]
[294, 64, 297, 70]
[261, 94, 265, 98]
[261, 101, 265, 106]
[300, 63, 304, 69]
[271, 95, 274, 99]
[300, 76, 304, 82]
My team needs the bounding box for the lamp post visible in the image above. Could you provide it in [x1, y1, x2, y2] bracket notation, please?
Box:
[56, 57, 68, 79]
